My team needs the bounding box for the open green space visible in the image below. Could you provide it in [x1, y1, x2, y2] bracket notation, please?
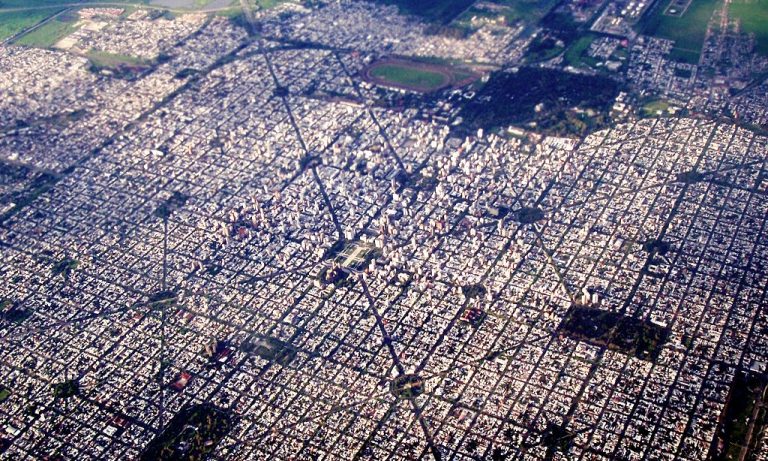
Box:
[458, 67, 619, 137]
[140, 404, 234, 461]
[540, 7, 581, 43]
[524, 32, 564, 62]
[390, 374, 424, 399]
[454, 6, 505, 28]
[712, 373, 768, 460]
[730, 0, 768, 55]
[251, 0, 291, 9]
[558, 306, 670, 361]
[13, 10, 79, 48]
[0, 9, 60, 41]
[454, 0, 558, 26]
[515, 206, 545, 224]
[244, 336, 298, 366]
[52, 257, 78, 277]
[88, 50, 149, 67]
[0, 385, 10, 403]
[563, 33, 603, 68]
[638, 0, 721, 63]
[150, 0, 228, 8]
[371, 0, 475, 23]
[534, 423, 576, 457]
[493, 0, 558, 23]
[1, 297, 30, 326]
[641, 98, 673, 117]
[370, 63, 449, 91]
[52, 379, 79, 399]
[154, 190, 189, 218]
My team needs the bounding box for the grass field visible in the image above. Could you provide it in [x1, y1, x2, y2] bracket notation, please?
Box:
[525, 32, 565, 62]
[0, 9, 59, 40]
[563, 33, 598, 67]
[641, 98, 672, 117]
[730, 0, 768, 55]
[87, 50, 152, 78]
[0, 386, 10, 403]
[88, 50, 149, 67]
[372, 0, 475, 23]
[639, 0, 721, 63]
[370, 63, 449, 91]
[493, 0, 558, 23]
[14, 11, 80, 47]
[251, 0, 290, 9]
[454, 0, 557, 26]
[140, 404, 233, 461]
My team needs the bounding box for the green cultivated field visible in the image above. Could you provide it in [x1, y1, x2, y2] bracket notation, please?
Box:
[0, 10, 60, 40]
[639, 0, 721, 63]
[730, 0, 768, 55]
[370, 64, 448, 91]
[14, 11, 79, 47]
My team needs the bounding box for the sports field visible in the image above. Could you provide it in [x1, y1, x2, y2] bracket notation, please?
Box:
[641, 98, 672, 117]
[730, 0, 768, 55]
[370, 64, 448, 90]
[364, 57, 479, 92]
[639, 0, 721, 63]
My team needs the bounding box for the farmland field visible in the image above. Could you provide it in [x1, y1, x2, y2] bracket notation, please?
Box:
[371, 0, 475, 23]
[0, 10, 58, 41]
[730, 0, 768, 55]
[13, 11, 79, 48]
[638, 0, 721, 63]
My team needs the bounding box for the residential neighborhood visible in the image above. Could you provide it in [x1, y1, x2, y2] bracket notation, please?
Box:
[0, 0, 767, 459]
